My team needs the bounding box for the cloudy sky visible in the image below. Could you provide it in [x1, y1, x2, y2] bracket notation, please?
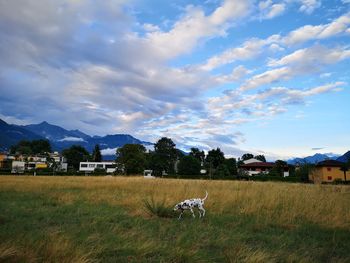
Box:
[0, 0, 349, 159]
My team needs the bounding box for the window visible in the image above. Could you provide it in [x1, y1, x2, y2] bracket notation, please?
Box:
[88, 164, 95, 168]
[97, 164, 103, 168]
[327, 167, 331, 171]
[328, 176, 332, 180]
[81, 164, 87, 168]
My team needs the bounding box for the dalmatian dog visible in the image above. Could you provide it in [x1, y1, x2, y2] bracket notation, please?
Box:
[173, 191, 208, 219]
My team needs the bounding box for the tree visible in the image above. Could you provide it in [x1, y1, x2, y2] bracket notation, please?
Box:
[270, 160, 287, 177]
[10, 139, 51, 155]
[241, 153, 254, 161]
[225, 158, 237, 175]
[31, 140, 51, 154]
[92, 144, 102, 162]
[152, 137, 177, 175]
[214, 163, 230, 178]
[116, 144, 146, 175]
[295, 163, 314, 182]
[46, 155, 58, 175]
[254, 155, 266, 162]
[206, 148, 225, 169]
[189, 148, 205, 164]
[340, 163, 349, 182]
[177, 156, 201, 176]
[206, 148, 225, 178]
[62, 145, 90, 171]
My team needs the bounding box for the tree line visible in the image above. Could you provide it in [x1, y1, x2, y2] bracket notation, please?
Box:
[9, 138, 332, 181]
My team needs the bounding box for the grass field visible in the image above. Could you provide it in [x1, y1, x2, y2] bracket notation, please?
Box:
[0, 176, 350, 263]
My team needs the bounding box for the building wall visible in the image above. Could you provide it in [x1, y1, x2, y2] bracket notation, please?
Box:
[310, 166, 348, 183]
[0, 154, 8, 168]
[79, 162, 116, 173]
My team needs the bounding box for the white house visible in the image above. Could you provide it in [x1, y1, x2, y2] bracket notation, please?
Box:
[11, 161, 25, 173]
[79, 162, 116, 173]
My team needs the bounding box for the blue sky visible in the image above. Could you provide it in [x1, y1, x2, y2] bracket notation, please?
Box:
[0, 0, 349, 159]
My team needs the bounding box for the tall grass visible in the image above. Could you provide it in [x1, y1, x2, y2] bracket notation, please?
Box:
[142, 197, 175, 218]
[1, 176, 348, 228]
[1, 176, 350, 262]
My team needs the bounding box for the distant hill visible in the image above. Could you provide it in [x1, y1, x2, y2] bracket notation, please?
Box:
[287, 153, 339, 164]
[0, 119, 44, 151]
[0, 119, 153, 158]
[24, 121, 90, 141]
[337, 151, 350, 163]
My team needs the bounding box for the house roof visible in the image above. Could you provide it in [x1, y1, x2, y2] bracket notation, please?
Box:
[316, 160, 345, 167]
[243, 158, 263, 164]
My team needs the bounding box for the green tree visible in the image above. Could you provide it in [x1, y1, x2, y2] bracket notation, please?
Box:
[10, 139, 51, 155]
[224, 158, 237, 175]
[177, 155, 201, 176]
[92, 144, 102, 162]
[294, 163, 314, 182]
[254, 155, 266, 162]
[206, 148, 225, 169]
[270, 160, 288, 177]
[31, 139, 51, 154]
[340, 163, 349, 182]
[62, 145, 90, 171]
[116, 144, 146, 175]
[214, 163, 230, 178]
[206, 148, 225, 178]
[241, 153, 254, 161]
[152, 137, 177, 175]
[46, 155, 58, 175]
[189, 148, 205, 163]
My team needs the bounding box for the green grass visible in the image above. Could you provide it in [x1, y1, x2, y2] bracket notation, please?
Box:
[0, 176, 350, 262]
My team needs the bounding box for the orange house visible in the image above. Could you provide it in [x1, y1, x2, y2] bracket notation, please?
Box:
[309, 160, 348, 183]
[0, 153, 10, 168]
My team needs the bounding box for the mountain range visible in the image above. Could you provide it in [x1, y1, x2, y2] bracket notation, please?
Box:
[287, 152, 349, 164]
[1, 118, 349, 163]
[0, 119, 153, 159]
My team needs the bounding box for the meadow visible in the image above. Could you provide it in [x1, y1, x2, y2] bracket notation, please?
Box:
[0, 176, 349, 263]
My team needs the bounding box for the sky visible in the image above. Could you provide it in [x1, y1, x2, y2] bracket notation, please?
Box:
[0, 0, 349, 159]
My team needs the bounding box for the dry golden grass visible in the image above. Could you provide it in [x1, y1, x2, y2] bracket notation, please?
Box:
[0, 232, 94, 263]
[1, 176, 349, 228]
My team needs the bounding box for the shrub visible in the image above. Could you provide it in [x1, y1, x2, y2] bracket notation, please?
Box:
[142, 198, 175, 218]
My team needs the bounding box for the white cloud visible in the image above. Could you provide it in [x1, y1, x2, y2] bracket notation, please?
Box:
[145, 0, 252, 60]
[200, 35, 280, 71]
[101, 147, 118, 156]
[283, 12, 350, 45]
[238, 45, 350, 91]
[268, 45, 350, 67]
[143, 23, 160, 32]
[259, 1, 286, 19]
[58, 137, 86, 142]
[298, 0, 321, 14]
[215, 65, 251, 83]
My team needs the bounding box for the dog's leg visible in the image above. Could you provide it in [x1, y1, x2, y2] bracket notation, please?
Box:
[200, 207, 205, 217]
[198, 210, 202, 218]
[178, 209, 185, 220]
[190, 208, 195, 218]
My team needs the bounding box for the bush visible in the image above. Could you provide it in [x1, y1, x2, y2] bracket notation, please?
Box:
[142, 198, 175, 218]
[93, 168, 106, 175]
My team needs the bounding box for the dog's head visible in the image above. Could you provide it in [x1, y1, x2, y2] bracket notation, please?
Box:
[173, 203, 181, 211]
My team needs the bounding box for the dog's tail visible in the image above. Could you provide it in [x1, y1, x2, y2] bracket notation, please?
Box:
[202, 190, 208, 201]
